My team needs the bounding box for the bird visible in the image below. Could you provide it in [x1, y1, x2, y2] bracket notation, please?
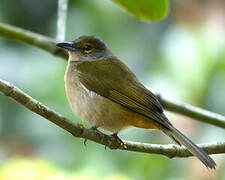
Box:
[56, 36, 216, 169]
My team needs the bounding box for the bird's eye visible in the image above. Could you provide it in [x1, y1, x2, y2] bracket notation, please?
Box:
[83, 44, 93, 53]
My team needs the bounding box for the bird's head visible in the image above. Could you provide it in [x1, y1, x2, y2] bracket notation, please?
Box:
[56, 36, 112, 61]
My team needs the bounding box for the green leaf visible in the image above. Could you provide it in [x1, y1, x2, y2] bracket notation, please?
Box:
[112, 0, 169, 21]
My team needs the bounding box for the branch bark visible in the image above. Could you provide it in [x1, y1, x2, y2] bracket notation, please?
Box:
[0, 79, 224, 158]
[0, 22, 68, 59]
[0, 22, 225, 129]
[159, 96, 225, 129]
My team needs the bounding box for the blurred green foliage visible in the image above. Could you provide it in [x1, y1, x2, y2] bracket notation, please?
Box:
[0, 158, 131, 180]
[0, 0, 225, 180]
[112, 0, 168, 21]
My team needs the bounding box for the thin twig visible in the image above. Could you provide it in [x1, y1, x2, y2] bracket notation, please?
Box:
[0, 79, 224, 158]
[57, 0, 69, 41]
[0, 22, 225, 129]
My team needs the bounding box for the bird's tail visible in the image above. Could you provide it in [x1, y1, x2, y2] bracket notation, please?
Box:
[163, 125, 216, 169]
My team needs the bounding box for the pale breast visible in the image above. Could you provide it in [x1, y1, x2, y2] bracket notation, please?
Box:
[64, 62, 135, 133]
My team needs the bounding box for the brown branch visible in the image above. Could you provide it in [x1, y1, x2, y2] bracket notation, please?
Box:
[0, 79, 224, 158]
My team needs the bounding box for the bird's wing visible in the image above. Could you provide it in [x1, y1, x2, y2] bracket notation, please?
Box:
[76, 56, 171, 128]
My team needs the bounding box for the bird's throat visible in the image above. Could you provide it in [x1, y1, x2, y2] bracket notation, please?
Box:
[68, 51, 80, 62]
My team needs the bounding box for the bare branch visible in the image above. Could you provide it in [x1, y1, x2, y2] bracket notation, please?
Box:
[159, 96, 225, 129]
[57, 0, 69, 41]
[0, 79, 224, 158]
[0, 22, 225, 129]
[0, 22, 67, 59]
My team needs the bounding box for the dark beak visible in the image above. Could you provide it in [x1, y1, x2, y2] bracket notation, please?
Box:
[56, 41, 76, 51]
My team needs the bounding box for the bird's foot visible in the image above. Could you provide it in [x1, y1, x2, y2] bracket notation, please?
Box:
[84, 126, 105, 146]
[111, 133, 124, 145]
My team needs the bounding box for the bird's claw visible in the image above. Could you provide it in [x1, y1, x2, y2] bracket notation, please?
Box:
[111, 133, 124, 145]
[91, 126, 105, 142]
[83, 126, 105, 146]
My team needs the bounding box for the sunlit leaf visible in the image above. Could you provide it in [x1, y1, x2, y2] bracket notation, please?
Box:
[112, 0, 169, 21]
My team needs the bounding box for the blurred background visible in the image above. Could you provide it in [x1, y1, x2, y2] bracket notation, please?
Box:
[0, 0, 225, 179]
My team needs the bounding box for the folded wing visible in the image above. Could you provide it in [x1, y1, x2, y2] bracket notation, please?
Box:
[76, 57, 171, 129]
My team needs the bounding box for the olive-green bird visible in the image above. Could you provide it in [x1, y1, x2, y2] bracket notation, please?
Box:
[56, 36, 216, 169]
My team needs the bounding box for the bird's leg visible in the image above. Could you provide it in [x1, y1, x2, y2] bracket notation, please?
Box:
[91, 126, 105, 140]
[84, 126, 105, 146]
[111, 133, 124, 145]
